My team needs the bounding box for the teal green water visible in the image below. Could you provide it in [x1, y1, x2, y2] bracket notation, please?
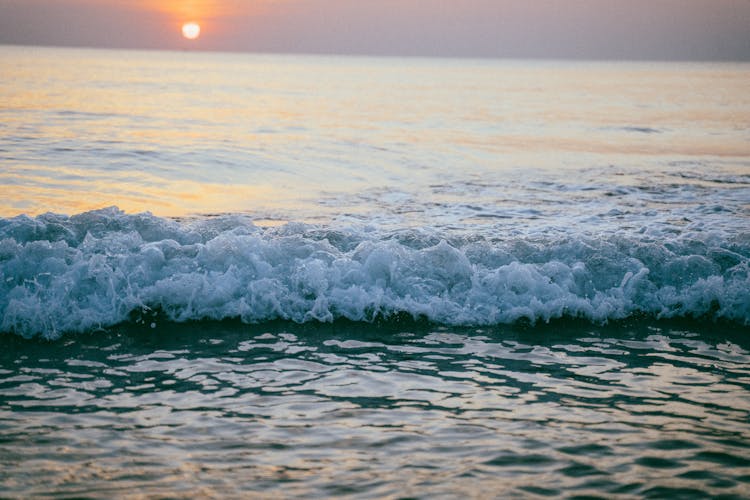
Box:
[2, 320, 749, 498]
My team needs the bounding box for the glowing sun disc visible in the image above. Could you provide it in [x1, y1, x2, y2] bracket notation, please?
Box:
[182, 22, 201, 40]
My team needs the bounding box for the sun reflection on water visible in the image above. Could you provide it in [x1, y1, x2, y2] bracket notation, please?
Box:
[1, 46, 748, 224]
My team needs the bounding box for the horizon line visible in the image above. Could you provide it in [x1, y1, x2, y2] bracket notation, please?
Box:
[3, 42, 750, 65]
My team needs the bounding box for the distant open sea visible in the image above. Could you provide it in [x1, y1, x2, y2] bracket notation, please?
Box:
[1, 45, 750, 498]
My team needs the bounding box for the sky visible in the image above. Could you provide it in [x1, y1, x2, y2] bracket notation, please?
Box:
[1, 0, 749, 61]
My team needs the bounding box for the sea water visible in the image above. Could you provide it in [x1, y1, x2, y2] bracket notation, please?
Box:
[1, 45, 750, 497]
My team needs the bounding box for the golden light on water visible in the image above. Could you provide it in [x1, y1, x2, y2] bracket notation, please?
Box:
[0, 165, 283, 218]
[181, 22, 201, 40]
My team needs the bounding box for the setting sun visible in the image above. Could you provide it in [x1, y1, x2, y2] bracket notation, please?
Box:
[181, 22, 201, 40]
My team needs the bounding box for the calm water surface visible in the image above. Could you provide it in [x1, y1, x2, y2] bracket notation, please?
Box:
[1, 45, 748, 231]
[2, 320, 750, 498]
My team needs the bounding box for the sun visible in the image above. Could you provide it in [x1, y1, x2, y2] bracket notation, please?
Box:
[181, 22, 201, 40]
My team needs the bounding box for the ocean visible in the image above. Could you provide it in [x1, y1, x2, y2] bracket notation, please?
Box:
[1, 45, 749, 498]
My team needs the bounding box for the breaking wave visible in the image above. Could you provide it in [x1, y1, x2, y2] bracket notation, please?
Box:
[1, 207, 748, 339]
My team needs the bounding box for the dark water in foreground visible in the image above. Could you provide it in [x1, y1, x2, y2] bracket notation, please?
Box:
[2, 319, 749, 498]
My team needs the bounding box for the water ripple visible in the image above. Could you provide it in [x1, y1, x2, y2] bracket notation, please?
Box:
[1, 320, 749, 498]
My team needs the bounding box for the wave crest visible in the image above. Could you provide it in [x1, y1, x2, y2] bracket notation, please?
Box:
[1, 208, 748, 338]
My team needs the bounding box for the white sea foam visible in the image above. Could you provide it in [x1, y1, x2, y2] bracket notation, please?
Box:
[1, 207, 748, 339]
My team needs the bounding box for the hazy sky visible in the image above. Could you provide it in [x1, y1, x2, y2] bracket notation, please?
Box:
[1, 0, 749, 60]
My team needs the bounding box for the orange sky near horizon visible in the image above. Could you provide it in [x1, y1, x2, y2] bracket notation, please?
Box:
[134, 0, 265, 39]
[136, 0, 259, 21]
